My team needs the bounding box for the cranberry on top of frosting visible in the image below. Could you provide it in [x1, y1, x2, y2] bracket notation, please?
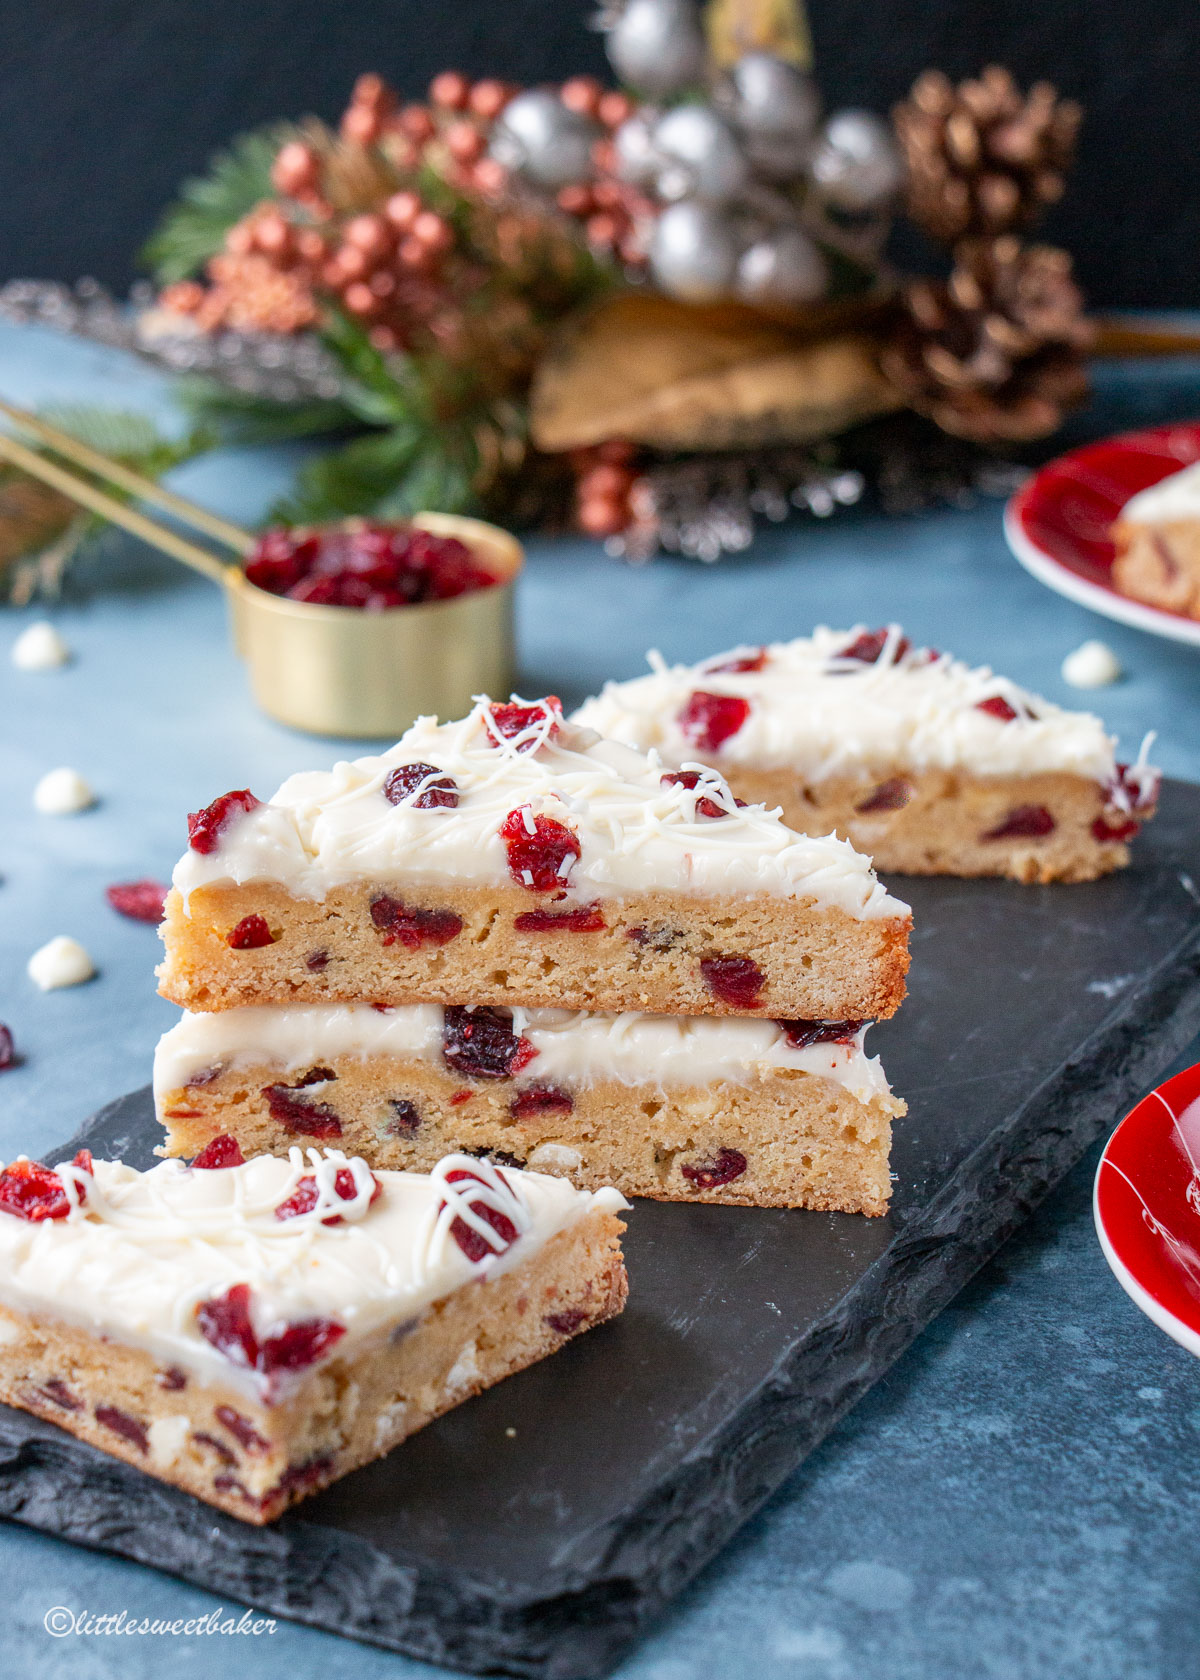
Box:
[187, 790, 263, 855]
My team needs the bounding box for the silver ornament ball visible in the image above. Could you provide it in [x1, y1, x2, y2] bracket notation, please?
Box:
[612, 110, 662, 186]
[808, 109, 903, 212]
[652, 105, 750, 204]
[649, 201, 741, 302]
[489, 90, 598, 189]
[730, 53, 821, 137]
[605, 0, 708, 100]
[735, 226, 829, 306]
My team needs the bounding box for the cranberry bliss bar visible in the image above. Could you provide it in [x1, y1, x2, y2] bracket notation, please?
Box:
[573, 629, 1160, 883]
[0, 1147, 627, 1522]
[155, 1003, 906, 1214]
[1111, 461, 1200, 622]
[157, 698, 911, 1021]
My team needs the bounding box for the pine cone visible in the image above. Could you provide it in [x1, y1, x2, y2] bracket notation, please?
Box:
[881, 236, 1094, 443]
[894, 66, 1081, 244]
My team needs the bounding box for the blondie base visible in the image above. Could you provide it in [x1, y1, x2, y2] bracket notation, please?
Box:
[158, 881, 910, 1021]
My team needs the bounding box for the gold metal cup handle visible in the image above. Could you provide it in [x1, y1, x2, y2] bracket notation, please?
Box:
[227, 513, 523, 739]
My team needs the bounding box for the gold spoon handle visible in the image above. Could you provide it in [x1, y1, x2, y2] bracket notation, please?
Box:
[0, 429, 233, 587]
[0, 398, 256, 556]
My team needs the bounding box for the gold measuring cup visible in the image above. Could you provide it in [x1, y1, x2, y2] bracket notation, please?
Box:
[0, 402, 521, 738]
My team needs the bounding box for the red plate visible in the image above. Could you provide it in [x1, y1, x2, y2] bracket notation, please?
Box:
[1004, 422, 1200, 649]
[1094, 1060, 1200, 1356]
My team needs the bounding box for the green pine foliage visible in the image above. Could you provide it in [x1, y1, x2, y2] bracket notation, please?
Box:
[140, 124, 303, 283]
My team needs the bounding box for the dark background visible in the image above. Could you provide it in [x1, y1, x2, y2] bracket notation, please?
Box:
[1, 0, 1196, 307]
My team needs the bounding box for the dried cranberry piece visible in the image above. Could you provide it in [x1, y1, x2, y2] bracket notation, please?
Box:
[443, 1166, 520, 1262]
[509, 1084, 574, 1120]
[261, 1319, 345, 1375]
[777, 1018, 865, 1048]
[274, 1166, 379, 1224]
[95, 1405, 149, 1453]
[216, 1405, 270, 1455]
[105, 879, 169, 923]
[227, 913, 275, 950]
[982, 805, 1056, 840]
[196, 1282, 259, 1369]
[0, 1024, 15, 1072]
[186, 789, 262, 855]
[677, 691, 750, 752]
[193, 1429, 238, 1465]
[484, 697, 563, 750]
[383, 762, 459, 809]
[513, 903, 606, 932]
[387, 1098, 421, 1135]
[305, 949, 330, 972]
[837, 629, 911, 665]
[442, 1006, 538, 1079]
[192, 1134, 245, 1170]
[369, 893, 462, 948]
[855, 778, 912, 814]
[500, 807, 581, 892]
[662, 770, 730, 819]
[449, 1089, 473, 1105]
[466, 1147, 526, 1170]
[158, 1367, 188, 1391]
[244, 528, 320, 595]
[195, 1282, 345, 1378]
[700, 956, 765, 1009]
[37, 1378, 82, 1411]
[1092, 815, 1140, 842]
[185, 1064, 223, 1087]
[703, 648, 767, 675]
[1108, 762, 1160, 813]
[274, 1453, 336, 1495]
[976, 696, 1020, 722]
[545, 1308, 588, 1335]
[680, 1147, 748, 1190]
[0, 1151, 91, 1222]
[262, 1072, 342, 1138]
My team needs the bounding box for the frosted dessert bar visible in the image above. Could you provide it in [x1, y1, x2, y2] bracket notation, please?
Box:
[574, 629, 1159, 883]
[0, 1146, 627, 1522]
[155, 1003, 907, 1215]
[158, 698, 911, 1021]
[1111, 461, 1200, 623]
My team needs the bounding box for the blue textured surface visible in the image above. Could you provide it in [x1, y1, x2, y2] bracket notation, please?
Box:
[1, 322, 1199, 1679]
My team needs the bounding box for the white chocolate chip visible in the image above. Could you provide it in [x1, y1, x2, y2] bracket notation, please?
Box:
[12, 621, 71, 670]
[147, 1413, 191, 1468]
[0, 1316, 23, 1347]
[528, 1142, 583, 1172]
[1062, 640, 1122, 689]
[27, 935, 96, 991]
[444, 1340, 480, 1395]
[33, 767, 95, 815]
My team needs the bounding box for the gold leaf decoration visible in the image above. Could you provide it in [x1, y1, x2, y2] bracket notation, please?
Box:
[530, 292, 899, 453]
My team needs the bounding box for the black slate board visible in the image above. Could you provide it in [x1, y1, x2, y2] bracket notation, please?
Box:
[3, 781, 1200, 1678]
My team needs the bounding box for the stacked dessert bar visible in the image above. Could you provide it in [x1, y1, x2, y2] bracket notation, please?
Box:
[155, 696, 911, 1215]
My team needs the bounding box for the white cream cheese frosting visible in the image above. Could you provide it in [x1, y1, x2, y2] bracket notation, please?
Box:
[171, 698, 906, 919]
[154, 1003, 898, 1109]
[1120, 460, 1200, 524]
[0, 1150, 625, 1402]
[572, 627, 1129, 784]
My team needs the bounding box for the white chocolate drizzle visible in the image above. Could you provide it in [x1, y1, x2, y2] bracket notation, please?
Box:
[0, 1150, 625, 1401]
[154, 1003, 900, 1110]
[572, 627, 1142, 785]
[169, 697, 906, 920]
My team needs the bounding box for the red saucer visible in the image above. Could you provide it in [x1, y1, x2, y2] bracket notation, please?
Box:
[1094, 1060, 1200, 1355]
[1004, 422, 1200, 649]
